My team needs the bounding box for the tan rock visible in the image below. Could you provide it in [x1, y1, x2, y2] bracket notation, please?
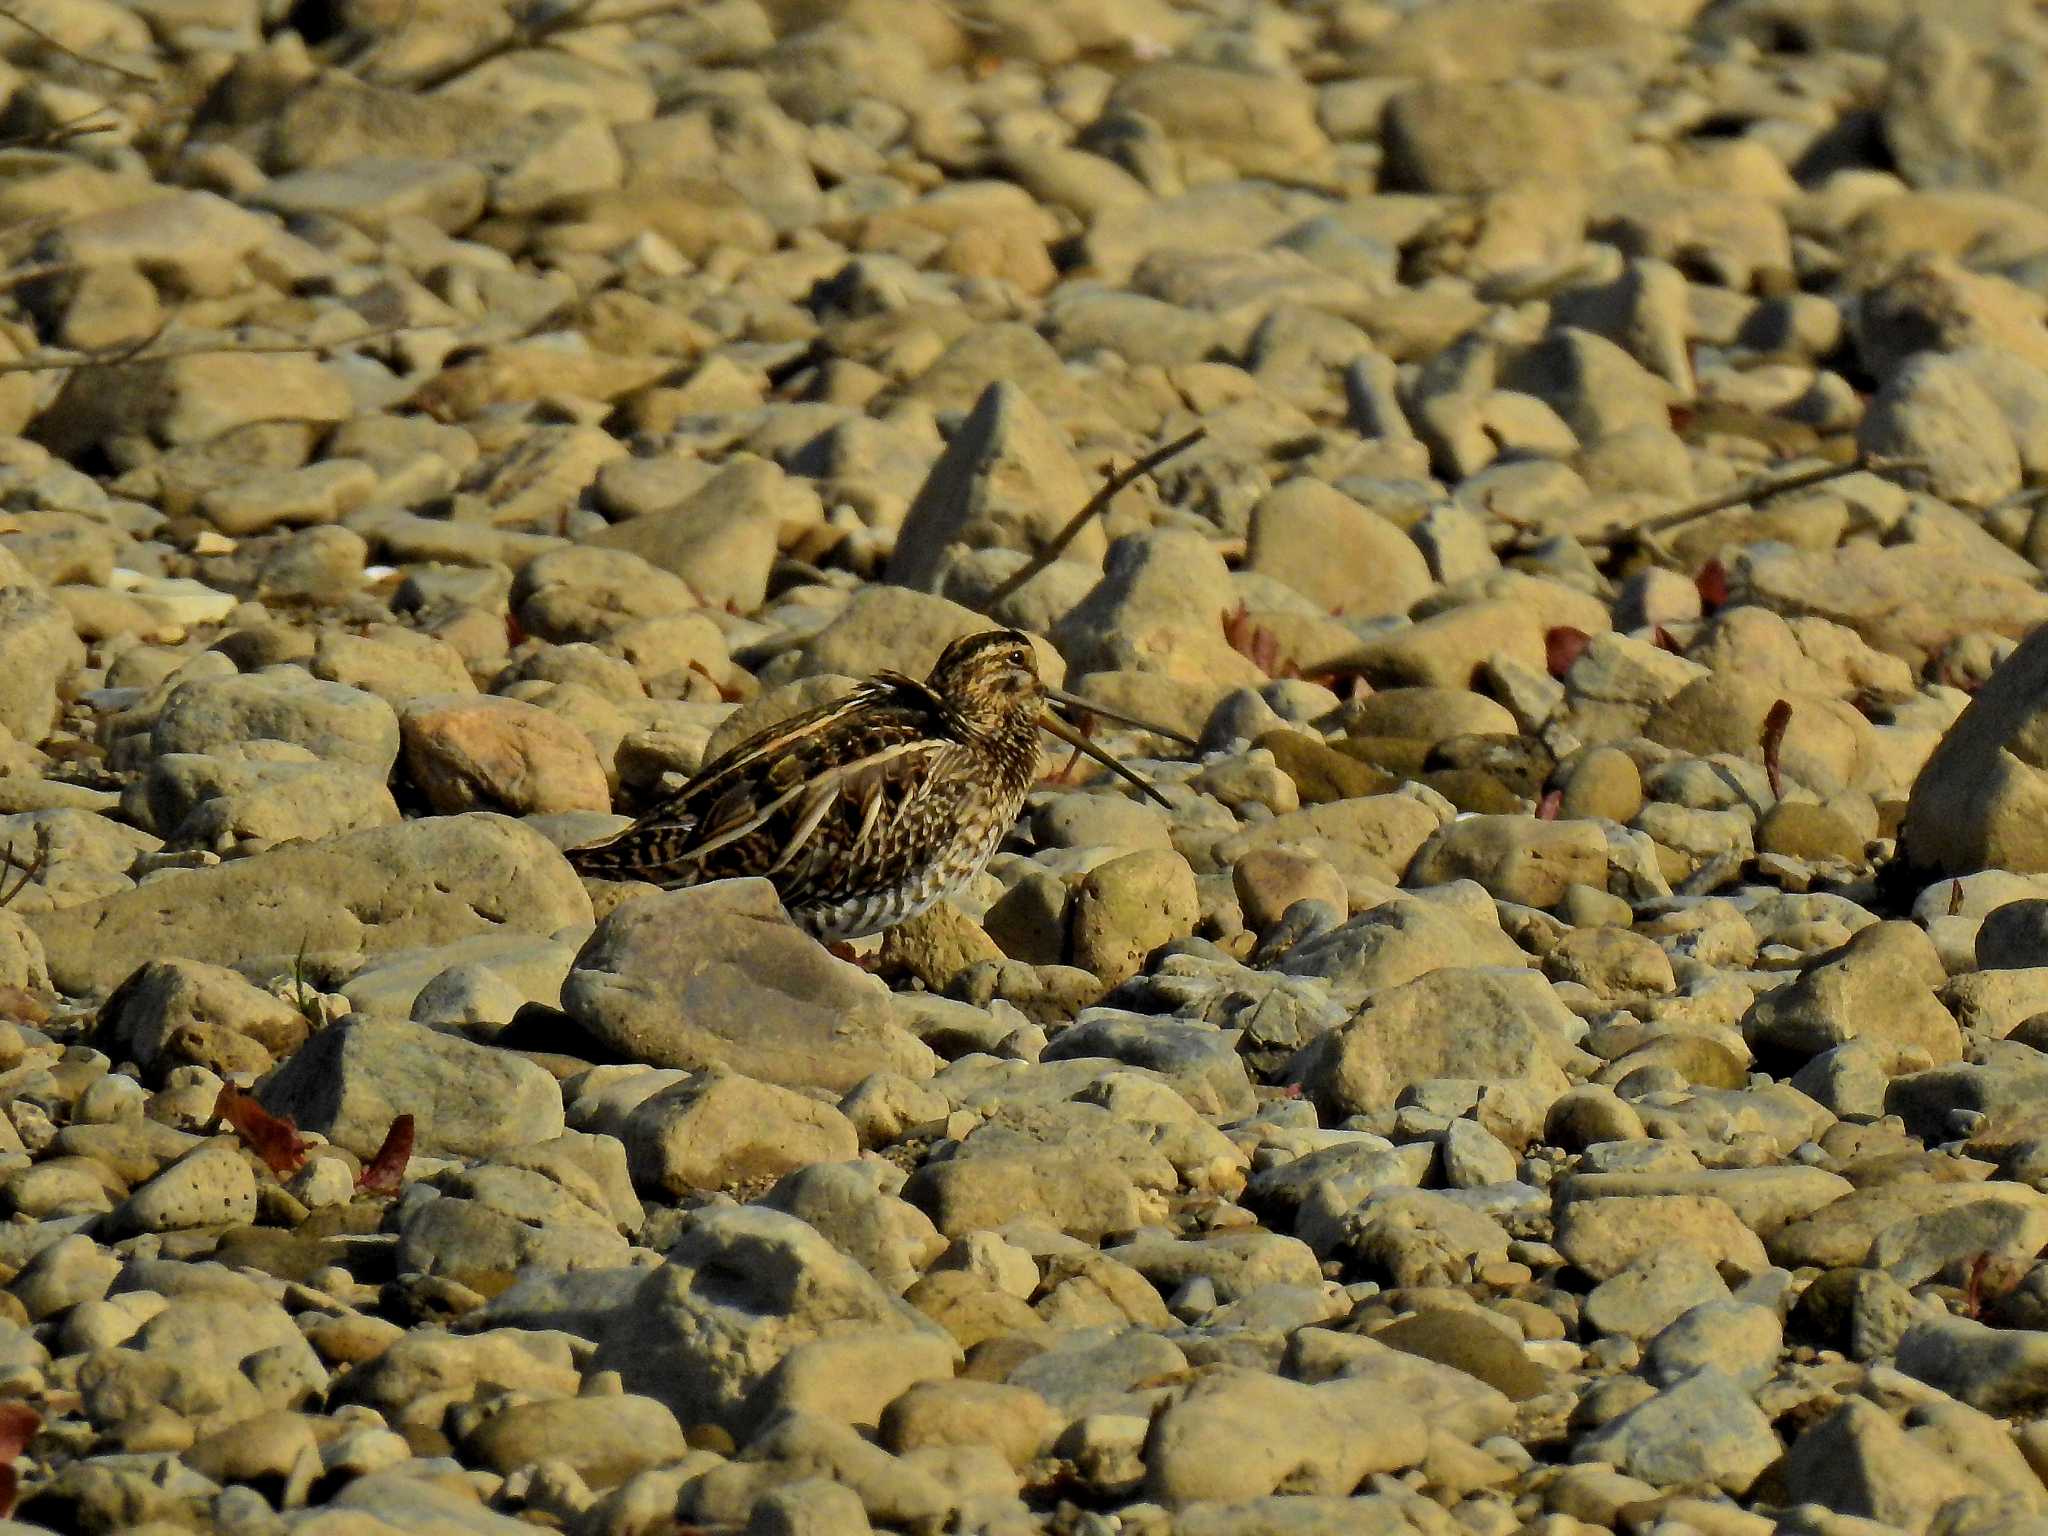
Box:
[399, 694, 611, 815]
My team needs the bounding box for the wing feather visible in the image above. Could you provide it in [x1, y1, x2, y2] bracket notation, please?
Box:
[565, 673, 970, 894]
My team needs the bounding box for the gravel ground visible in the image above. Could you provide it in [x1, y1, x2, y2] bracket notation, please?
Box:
[2, 0, 2048, 1533]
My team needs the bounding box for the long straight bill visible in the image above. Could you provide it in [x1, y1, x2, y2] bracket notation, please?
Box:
[1039, 711, 1171, 807]
[1044, 686, 1198, 748]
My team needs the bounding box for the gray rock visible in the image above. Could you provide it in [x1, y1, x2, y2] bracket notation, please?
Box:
[1286, 1329, 1516, 1442]
[562, 880, 936, 1091]
[1572, 1367, 1779, 1493]
[28, 813, 591, 994]
[1857, 351, 2022, 506]
[624, 1071, 861, 1198]
[759, 1161, 943, 1295]
[1406, 816, 1610, 908]
[1007, 1325, 1189, 1416]
[905, 1097, 1175, 1241]
[1383, 80, 1625, 194]
[793, 585, 1057, 686]
[97, 956, 310, 1079]
[1244, 480, 1433, 621]
[259, 1015, 564, 1159]
[1298, 1187, 1512, 1282]
[1886, 1055, 2048, 1144]
[1143, 1367, 1427, 1507]
[1276, 895, 1530, 1009]
[326, 1471, 556, 1534]
[887, 381, 1099, 592]
[333, 1325, 580, 1431]
[1777, 1396, 1988, 1533]
[0, 586, 85, 745]
[114, 1140, 256, 1234]
[1050, 529, 1264, 694]
[1288, 967, 1579, 1120]
[461, 1392, 688, 1487]
[396, 1163, 630, 1286]
[590, 1205, 939, 1434]
[36, 348, 351, 458]
[256, 157, 488, 235]
[1884, 14, 2048, 207]
[150, 669, 401, 776]
[1896, 1315, 2048, 1414]
[1742, 930, 1961, 1065]
[1582, 1250, 1731, 1341]
[591, 454, 793, 613]
[1903, 619, 2048, 876]
[138, 753, 399, 850]
[1645, 1301, 1782, 1389]
[1041, 1010, 1254, 1117]
[1978, 898, 2048, 969]
[1105, 1231, 1321, 1304]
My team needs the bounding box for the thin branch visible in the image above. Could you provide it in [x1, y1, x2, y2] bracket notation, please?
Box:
[1582, 451, 1927, 551]
[0, 6, 160, 84]
[986, 426, 1207, 608]
[0, 320, 420, 376]
[0, 104, 120, 152]
[0, 844, 45, 910]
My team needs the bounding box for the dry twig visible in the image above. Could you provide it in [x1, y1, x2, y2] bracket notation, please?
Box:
[0, 5, 159, 84]
[0, 319, 418, 376]
[0, 844, 43, 910]
[986, 426, 1207, 609]
[0, 103, 121, 152]
[1581, 451, 1926, 556]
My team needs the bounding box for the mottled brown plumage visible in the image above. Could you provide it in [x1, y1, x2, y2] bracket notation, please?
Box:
[565, 630, 1162, 942]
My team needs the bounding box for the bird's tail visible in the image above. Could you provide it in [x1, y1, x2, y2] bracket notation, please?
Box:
[562, 816, 696, 885]
[564, 831, 649, 881]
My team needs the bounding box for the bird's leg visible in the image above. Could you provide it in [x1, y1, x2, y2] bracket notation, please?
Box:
[825, 940, 886, 973]
[1038, 711, 1172, 808]
[1045, 711, 1095, 785]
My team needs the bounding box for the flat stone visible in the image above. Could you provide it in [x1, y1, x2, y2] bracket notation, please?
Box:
[29, 814, 591, 995]
[561, 880, 937, 1092]
[259, 1015, 565, 1159]
[1572, 1367, 1780, 1493]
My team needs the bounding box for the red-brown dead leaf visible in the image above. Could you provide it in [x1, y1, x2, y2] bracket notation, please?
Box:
[688, 659, 745, 704]
[357, 1113, 415, 1196]
[1545, 626, 1591, 679]
[0, 988, 45, 1026]
[1536, 788, 1564, 821]
[504, 611, 527, 649]
[1222, 603, 1296, 679]
[1760, 698, 1793, 799]
[213, 1084, 308, 1178]
[1963, 1250, 2025, 1321]
[1651, 625, 1681, 654]
[0, 1399, 38, 1517]
[1668, 403, 1695, 436]
[1949, 878, 1965, 917]
[1696, 559, 1729, 612]
[0, 1401, 38, 1464]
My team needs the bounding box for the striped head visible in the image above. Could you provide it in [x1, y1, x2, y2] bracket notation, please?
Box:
[925, 629, 1044, 738]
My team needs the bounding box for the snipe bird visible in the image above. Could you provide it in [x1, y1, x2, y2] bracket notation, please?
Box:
[565, 629, 1176, 942]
